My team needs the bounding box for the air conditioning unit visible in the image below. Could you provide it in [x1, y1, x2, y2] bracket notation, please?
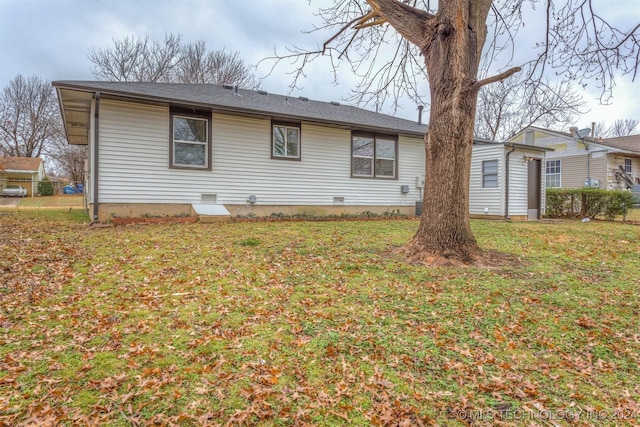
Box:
[584, 179, 600, 188]
[416, 175, 425, 188]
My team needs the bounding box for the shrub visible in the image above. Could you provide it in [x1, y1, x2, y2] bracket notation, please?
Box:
[546, 188, 634, 220]
[38, 177, 54, 196]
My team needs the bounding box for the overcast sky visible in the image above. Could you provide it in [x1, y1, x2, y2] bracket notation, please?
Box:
[1, 0, 638, 128]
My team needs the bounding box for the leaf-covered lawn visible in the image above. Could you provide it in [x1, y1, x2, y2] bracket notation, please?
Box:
[1, 211, 639, 426]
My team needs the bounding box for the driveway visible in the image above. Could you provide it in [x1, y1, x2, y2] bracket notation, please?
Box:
[0, 197, 21, 207]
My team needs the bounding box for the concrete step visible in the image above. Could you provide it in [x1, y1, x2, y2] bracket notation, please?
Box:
[191, 204, 231, 222]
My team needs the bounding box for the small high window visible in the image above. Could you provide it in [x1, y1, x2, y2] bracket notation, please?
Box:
[272, 123, 301, 160]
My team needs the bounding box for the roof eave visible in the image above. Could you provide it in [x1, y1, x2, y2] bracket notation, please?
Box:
[52, 82, 428, 138]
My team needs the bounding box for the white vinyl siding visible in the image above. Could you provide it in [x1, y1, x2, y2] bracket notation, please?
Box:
[469, 145, 503, 216]
[507, 152, 532, 217]
[469, 145, 545, 218]
[97, 99, 423, 206]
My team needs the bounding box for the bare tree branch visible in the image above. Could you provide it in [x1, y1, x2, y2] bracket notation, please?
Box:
[473, 66, 521, 90]
[475, 74, 587, 141]
[89, 34, 259, 88]
[0, 75, 62, 158]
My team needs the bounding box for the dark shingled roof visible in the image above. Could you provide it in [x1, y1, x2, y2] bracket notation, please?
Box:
[52, 81, 429, 137]
[597, 134, 640, 154]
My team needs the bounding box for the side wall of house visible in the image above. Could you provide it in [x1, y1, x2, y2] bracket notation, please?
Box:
[508, 148, 546, 217]
[96, 99, 425, 218]
[469, 145, 546, 219]
[469, 145, 504, 217]
[553, 154, 606, 189]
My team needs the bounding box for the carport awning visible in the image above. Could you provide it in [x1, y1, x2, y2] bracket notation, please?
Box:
[56, 88, 93, 145]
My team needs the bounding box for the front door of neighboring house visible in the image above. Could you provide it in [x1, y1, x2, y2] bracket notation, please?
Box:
[527, 159, 541, 220]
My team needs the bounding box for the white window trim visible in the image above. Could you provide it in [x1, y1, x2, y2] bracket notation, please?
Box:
[545, 159, 562, 188]
[482, 159, 499, 188]
[624, 157, 632, 174]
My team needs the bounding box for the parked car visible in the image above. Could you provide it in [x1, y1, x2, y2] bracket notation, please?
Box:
[2, 185, 27, 197]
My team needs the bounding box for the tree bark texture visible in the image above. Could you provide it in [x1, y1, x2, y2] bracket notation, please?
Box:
[371, 0, 493, 265]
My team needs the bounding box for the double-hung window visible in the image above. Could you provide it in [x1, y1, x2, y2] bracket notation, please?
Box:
[624, 158, 632, 174]
[170, 110, 211, 170]
[546, 159, 561, 188]
[482, 160, 498, 188]
[352, 133, 397, 178]
[272, 122, 301, 160]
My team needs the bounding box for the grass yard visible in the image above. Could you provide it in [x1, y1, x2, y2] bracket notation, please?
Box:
[1, 211, 639, 426]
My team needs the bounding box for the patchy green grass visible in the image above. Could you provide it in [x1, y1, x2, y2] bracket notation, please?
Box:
[1, 213, 639, 425]
[0, 195, 84, 211]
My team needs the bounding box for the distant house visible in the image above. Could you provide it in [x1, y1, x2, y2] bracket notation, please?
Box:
[509, 126, 640, 190]
[0, 156, 45, 197]
[53, 81, 547, 221]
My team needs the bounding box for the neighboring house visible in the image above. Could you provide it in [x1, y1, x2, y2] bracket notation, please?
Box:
[470, 139, 550, 220]
[509, 126, 640, 190]
[53, 81, 546, 221]
[0, 156, 45, 197]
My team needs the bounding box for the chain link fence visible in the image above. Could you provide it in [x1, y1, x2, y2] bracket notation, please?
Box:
[0, 179, 86, 211]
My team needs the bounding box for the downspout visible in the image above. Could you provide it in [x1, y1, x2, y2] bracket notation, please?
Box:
[93, 92, 100, 222]
[504, 144, 516, 220]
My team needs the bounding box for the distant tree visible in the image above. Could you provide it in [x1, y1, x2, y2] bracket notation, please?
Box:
[89, 34, 259, 88]
[45, 141, 87, 183]
[607, 119, 639, 137]
[0, 75, 61, 158]
[475, 75, 585, 141]
[267, 0, 640, 266]
[593, 118, 639, 138]
[178, 41, 259, 88]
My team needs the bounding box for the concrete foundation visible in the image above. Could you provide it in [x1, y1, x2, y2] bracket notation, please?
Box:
[95, 203, 415, 222]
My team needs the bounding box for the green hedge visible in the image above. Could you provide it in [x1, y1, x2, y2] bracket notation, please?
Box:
[546, 188, 634, 220]
[37, 177, 54, 197]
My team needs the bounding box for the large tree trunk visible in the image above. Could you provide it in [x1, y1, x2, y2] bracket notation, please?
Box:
[395, 1, 490, 265]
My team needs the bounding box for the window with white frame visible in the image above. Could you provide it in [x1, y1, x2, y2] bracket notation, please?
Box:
[352, 133, 397, 178]
[272, 123, 301, 159]
[546, 159, 561, 188]
[624, 158, 632, 174]
[170, 110, 211, 169]
[482, 159, 498, 188]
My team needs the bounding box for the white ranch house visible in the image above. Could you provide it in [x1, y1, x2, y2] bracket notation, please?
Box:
[54, 81, 547, 221]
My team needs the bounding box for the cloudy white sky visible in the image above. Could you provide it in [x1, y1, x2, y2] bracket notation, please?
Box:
[0, 0, 638, 128]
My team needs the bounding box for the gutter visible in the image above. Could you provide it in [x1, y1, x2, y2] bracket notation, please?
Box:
[93, 92, 100, 222]
[504, 144, 516, 220]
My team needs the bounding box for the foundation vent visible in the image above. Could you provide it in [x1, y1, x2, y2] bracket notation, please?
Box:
[333, 196, 345, 205]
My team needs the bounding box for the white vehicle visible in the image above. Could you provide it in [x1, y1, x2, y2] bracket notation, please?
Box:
[2, 185, 27, 197]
